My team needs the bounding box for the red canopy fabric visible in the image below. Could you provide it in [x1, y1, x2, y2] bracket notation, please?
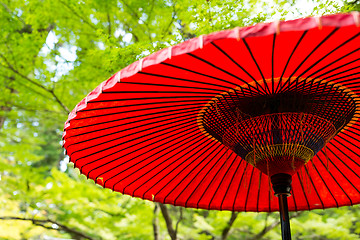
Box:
[63, 12, 360, 212]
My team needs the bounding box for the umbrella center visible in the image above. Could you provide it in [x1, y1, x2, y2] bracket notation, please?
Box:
[198, 77, 357, 176]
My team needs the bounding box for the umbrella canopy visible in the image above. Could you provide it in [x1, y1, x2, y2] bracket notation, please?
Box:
[63, 12, 360, 213]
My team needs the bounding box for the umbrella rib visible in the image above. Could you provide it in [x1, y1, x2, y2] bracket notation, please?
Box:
[310, 157, 339, 207]
[291, 183, 297, 212]
[280, 28, 339, 92]
[82, 128, 197, 180]
[219, 155, 243, 211]
[296, 171, 311, 210]
[66, 102, 203, 126]
[187, 53, 263, 92]
[343, 122, 360, 132]
[337, 131, 360, 149]
[162, 142, 224, 205]
[93, 128, 203, 186]
[67, 114, 197, 153]
[103, 90, 219, 94]
[201, 99, 235, 140]
[139, 71, 232, 90]
[295, 31, 360, 79]
[122, 80, 228, 92]
[171, 144, 226, 206]
[323, 145, 360, 195]
[339, 123, 360, 135]
[317, 84, 345, 127]
[192, 148, 237, 210]
[310, 58, 360, 81]
[82, 98, 210, 112]
[241, 38, 270, 94]
[118, 134, 214, 196]
[272, 33, 276, 94]
[307, 48, 360, 80]
[256, 171, 262, 212]
[69, 115, 197, 149]
[233, 162, 249, 211]
[323, 71, 360, 83]
[275, 30, 308, 94]
[346, 84, 360, 89]
[282, 80, 356, 132]
[195, 149, 230, 209]
[70, 108, 202, 132]
[183, 147, 232, 208]
[100, 89, 256, 99]
[287, 76, 360, 93]
[75, 124, 200, 173]
[67, 105, 202, 133]
[71, 122, 199, 165]
[211, 96, 235, 125]
[223, 94, 238, 117]
[147, 64, 238, 89]
[330, 137, 360, 169]
[89, 95, 215, 103]
[244, 167, 255, 212]
[105, 132, 207, 191]
[207, 150, 238, 209]
[315, 153, 353, 205]
[88, 130, 202, 181]
[127, 138, 217, 198]
[66, 109, 202, 146]
[74, 127, 203, 174]
[304, 165, 325, 209]
[292, 31, 341, 93]
[210, 42, 266, 94]
[69, 101, 203, 121]
[324, 147, 359, 194]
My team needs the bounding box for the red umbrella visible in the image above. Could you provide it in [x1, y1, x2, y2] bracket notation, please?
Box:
[63, 12, 360, 239]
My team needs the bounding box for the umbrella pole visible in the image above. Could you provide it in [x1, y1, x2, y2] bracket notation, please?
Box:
[271, 173, 292, 240]
[278, 193, 291, 240]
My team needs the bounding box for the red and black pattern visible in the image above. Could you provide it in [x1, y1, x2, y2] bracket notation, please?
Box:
[63, 13, 360, 212]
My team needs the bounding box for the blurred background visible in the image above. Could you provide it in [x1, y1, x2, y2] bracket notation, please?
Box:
[1, 0, 360, 239]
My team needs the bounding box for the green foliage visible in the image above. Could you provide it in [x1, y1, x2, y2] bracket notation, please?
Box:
[0, 0, 358, 239]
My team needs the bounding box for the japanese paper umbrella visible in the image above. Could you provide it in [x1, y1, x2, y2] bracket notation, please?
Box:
[63, 12, 360, 239]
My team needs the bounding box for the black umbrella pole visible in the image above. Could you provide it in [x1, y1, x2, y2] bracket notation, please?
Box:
[278, 194, 291, 240]
[271, 173, 292, 240]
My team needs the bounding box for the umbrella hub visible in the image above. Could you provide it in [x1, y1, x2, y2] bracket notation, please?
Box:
[198, 78, 357, 176]
[225, 113, 335, 176]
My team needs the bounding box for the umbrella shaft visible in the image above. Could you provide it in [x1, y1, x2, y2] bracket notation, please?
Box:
[278, 194, 291, 240]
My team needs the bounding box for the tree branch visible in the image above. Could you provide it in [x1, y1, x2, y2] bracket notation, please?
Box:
[162, 1, 177, 39]
[119, 0, 152, 42]
[159, 203, 176, 240]
[251, 212, 302, 240]
[123, 23, 139, 43]
[348, 0, 359, 5]
[0, 75, 15, 129]
[0, 105, 11, 129]
[58, 0, 97, 30]
[147, 0, 155, 23]
[0, 53, 70, 114]
[49, 88, 70, 114]
[0, 216, 96, 240]
[175, 207, 183, 235]
[0, 2, 26, 24]
[94, 208, 124, 217]
[107, 12, 112, 38]
[175, 20, 196, 41]
[153, 203, 160, 240]
[221, 211, 239, 240]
